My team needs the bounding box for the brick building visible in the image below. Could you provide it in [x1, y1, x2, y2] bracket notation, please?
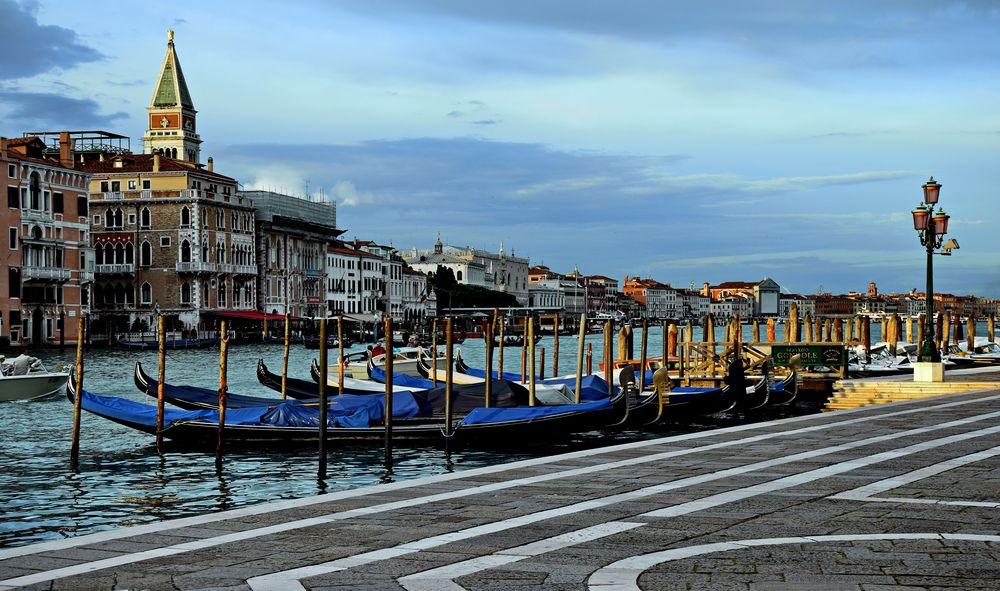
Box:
[1, 134, 92, 346]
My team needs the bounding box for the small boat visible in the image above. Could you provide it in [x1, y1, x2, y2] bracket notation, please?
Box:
[115, 336, 219, 350]
[69, 370, 629, 446]
[303, 335, 352, 350]
[0, 356, 69, 402]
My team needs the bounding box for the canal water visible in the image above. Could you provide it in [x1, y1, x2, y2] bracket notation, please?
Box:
[0, 320, 974, 548]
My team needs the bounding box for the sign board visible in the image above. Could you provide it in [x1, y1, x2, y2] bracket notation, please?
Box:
[771, 344, 846, 367]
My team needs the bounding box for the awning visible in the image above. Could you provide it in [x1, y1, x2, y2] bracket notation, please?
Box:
[205, 310, 302, 321]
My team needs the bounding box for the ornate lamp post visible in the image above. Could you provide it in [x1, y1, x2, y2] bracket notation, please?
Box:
[911, 177, 950, 364]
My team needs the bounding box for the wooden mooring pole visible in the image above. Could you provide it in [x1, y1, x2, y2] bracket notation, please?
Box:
[383, 317, 393, 469]
[215, 321, 229, 465]
[318, 318, 329, 479]
[281, 313, 290, 400]
[70, 314, 86, 462]
[575, 313, 585, 403]
[156, 315, 166, 451]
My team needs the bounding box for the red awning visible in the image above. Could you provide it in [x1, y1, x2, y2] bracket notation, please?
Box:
[206, 310, 301, 321]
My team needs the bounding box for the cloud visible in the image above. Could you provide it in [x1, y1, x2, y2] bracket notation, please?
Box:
[0, 90, 127, 128]
[0, 0, 103, 80]
[332, 180, 377, 207]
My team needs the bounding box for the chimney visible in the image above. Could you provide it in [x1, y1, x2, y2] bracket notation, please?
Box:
[58, 131, 75, 169]
[153, 152, 160, 173]
[207, 156, 213, 172]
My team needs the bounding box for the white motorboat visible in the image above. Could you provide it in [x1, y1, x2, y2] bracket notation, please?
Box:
[0, 357, 70, 402]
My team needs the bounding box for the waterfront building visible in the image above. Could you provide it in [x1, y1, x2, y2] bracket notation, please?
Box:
[706, 278, 781, 317]
[622, 276, 679, 319]
[325, 243, 384, 317]
[241, 190, 340, 318]
[78, 32, 255, 336]
[0, 134, 92, 346]
[406, 236, 486, 287]
[450, 242, 529, 305]
[778, 294, 816, 318]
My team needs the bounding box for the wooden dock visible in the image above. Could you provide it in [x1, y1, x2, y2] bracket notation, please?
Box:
[3, 382, 1000, 590]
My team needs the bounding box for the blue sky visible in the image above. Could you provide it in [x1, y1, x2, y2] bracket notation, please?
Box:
[2, 0, 998, 296]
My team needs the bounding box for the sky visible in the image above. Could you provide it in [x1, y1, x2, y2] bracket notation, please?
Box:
[1, 0, 998, 297]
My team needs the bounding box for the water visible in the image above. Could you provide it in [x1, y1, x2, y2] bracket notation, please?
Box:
[5, 318, 970, 549]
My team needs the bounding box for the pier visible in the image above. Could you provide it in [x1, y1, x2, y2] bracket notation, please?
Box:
[2, 377, 1000, 590]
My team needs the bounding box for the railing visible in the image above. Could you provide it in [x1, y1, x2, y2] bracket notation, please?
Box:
[22, 266, 72, 281]
[95, 263, 135, 274]
[176, 261, 215, 273]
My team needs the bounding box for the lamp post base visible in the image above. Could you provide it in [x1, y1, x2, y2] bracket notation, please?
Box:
[913, 362, 945, 383]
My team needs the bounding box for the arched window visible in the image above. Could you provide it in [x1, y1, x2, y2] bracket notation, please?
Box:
[456, 270, 463, 282]
[94, 243, 104, 265]
[114, 243, 125, 264]
[180, 206, 190, 228]
[140, 241, 151, 267]
[125, 243, 134, 264]
[29, 172, 40, 210]
[140, 282, 152, 305]
[180, 282, 191, 304]
[180, 240, 191, 263]
[140, 207, 151, 228]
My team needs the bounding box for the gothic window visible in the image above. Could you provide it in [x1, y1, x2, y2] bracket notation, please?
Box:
[180, 240, 191, 263]
[180, 206, 190, 228]
[29, 172, 40, 210]
[140, 207, 151, 228]
[140, 241, 151, 267]
[141, 282, 152, 305]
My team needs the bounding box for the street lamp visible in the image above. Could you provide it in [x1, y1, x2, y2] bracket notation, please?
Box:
[911, 176, 951, 364]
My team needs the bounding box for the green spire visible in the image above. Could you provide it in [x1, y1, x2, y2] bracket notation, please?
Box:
[151, 30, 194, 109]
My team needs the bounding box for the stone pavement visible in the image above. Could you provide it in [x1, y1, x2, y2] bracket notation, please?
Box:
[2, 385, 999, 590]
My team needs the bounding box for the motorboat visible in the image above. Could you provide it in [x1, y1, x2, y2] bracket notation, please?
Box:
[0, 356, 70, 402]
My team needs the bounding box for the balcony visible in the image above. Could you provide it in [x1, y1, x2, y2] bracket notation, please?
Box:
[176, 261, 215, 273]
[95, 263, 135, 275]
[22, 266, 72, 282]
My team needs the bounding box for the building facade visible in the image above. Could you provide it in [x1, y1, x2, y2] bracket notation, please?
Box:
[1, 135, 92, 346]
[242, 190, 340, 318]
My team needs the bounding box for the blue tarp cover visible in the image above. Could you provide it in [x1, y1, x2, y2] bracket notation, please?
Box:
[458, 397, 612, 426]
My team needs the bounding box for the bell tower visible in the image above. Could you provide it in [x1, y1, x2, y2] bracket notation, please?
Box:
[143, 30, 202, 163]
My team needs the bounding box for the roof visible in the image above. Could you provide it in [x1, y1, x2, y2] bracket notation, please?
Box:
[80, 154, 236, 182]
[327, 245, 382, 259]
[152, 32, 194, 109]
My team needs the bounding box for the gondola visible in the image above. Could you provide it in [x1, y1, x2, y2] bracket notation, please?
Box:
[137, 361, 318, 409]
[114, 337, 219, 350]
[68, 369, 629, 446]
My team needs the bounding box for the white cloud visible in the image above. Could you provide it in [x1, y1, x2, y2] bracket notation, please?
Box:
[332, 180, 377, 207]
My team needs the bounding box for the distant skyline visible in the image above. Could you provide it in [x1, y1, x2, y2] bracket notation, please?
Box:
[2, 0, 998, 296]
